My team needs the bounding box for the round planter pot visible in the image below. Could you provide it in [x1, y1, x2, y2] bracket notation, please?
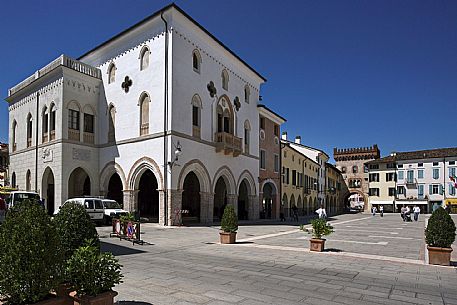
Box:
[427, 246, 453, 266]
[309, 238, 326, 252]
[220, 232, 237, 244]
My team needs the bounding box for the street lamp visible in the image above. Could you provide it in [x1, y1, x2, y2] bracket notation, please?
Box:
[168, 141, 182, 169]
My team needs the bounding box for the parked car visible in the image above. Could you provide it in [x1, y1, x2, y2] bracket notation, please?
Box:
[55, 197, 104, 223]
[102, 199, 128, 224]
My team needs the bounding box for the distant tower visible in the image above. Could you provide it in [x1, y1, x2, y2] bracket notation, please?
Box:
[333, 145, 380, 211]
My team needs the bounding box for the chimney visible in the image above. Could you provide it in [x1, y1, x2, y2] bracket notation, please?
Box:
[281, 131, 287, 140]
[295, 136, 301, 144]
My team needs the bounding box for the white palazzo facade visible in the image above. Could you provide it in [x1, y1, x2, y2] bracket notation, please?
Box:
[6, 4, 266, 225]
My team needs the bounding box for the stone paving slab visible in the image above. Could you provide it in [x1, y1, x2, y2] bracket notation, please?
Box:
[97, 213, 457, 305]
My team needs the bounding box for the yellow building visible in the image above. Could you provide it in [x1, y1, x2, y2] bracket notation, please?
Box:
[281, 142, 319, 218]
[365, 158, 397, 212]
[325, 163, 347, 215]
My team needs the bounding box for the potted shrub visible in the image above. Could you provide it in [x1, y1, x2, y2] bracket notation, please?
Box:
[425, 207, 456, 266]
[220, 205, 238, 244]
[53, 203, 99, 296]
[0, 200, 66, 304]
[67, 242, 123, 305]
[309, 218, 333, 252]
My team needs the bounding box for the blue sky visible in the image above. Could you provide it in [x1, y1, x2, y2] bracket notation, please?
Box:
[1, 0, 456, 161]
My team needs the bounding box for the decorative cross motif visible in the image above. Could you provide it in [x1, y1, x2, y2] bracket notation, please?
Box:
[234, 96, 241, 111]
[121, 76, 133, 93]
[207, 81, 217, 98]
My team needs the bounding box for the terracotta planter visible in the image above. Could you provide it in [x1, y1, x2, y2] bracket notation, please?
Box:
[220, 232, 237, 244]
[310, 238, 326, 252]
[33, 295, 72, 305]
[55, 282, 73, 297]
[70, 290, 118, 305]
[427, 246, 453, 266]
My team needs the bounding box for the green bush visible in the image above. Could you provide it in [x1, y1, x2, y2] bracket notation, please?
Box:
[67, 242, 123, 296]
[119, 212, 135, 222]
[0, 200, 64, 304]
[425, 207, 456, 248]
[53, 202, 99, 261]
[311, 218, 333, 239]
[220, 205, 238, 233]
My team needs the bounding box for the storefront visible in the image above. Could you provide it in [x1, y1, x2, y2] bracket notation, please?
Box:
[370, 200, 395, 212]
[445, 199, 457, 214]
[395, 200, 429, 213]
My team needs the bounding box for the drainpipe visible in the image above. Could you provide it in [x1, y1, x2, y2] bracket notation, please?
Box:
[35, 91, 39, 192]
[161, 11, 169, 226]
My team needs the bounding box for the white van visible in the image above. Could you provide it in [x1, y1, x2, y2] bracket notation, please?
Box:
[7, 191, 41, 209]
[102, 199, 128, 224]
[57, 198, 104, 223]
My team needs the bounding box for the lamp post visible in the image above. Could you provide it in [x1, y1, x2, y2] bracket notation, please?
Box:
[167, 141, 183, 170]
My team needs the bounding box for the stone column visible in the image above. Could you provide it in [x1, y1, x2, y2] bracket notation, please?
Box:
[122, 190, 138, 212]
[158, 190, 166, 226]
[200, 192, 214, 225]
[227, 194, 238, 215]
[167, 189, 183, 226]
[248, 195, 258, 220]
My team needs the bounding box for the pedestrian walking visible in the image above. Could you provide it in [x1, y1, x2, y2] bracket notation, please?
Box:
[413, 205, 420, 221]
[315, 205, 327, 219]
[379, 205, 384, 217]
[372, 206, 377, 216]
[400, 205, 406, 221]
[445, 203, 451, 214]
[292, 205, 299, 222]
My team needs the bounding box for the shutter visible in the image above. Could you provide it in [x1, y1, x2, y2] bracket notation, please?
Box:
[429, 185, 433, 194]
[439, 184, 443, 195]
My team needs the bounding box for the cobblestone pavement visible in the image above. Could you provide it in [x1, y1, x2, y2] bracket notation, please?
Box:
[98, 213, 457, 305]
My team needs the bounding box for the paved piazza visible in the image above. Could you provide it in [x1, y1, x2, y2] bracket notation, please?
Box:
[98, 213, 457, 305]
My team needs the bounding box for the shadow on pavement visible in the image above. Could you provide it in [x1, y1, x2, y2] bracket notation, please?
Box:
[114, 301, 153, 305]
[324, 248, 343, 253]
[101, 241, 147, 256]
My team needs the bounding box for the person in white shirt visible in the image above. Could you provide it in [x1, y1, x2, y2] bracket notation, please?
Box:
[379, 205, 384, 217]
[315, 206, 327, 219]
[413, 205, 421, 221]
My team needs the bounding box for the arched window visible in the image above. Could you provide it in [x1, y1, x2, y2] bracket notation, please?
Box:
[108, 63, 116, 84]
[26, 169, 31, 191]
[352, 165, 358, 173]
[49, 103, 56, 140]
[26, 113, 33, 147]
[42, 106, 48, 143]
[108, 104, 116, 143]
[139, 93, 150, 135]
[11, 172, 16, 188]
[244, 120, 251, 154]
[191, 95, 202, 138]
[68, 101, 81, 142]
[221, 69, 229, 90]
[83, 105, 95, 144]
[139, 46, 150, 71]
[12, 120, 17, 152]
[244, 85, 250, 104]
[192, 49, 201, 73]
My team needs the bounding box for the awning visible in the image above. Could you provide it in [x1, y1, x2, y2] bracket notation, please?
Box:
[395, 200, 428, 205]
[370, 200, 394, 205]
[445, 199, 457, 205]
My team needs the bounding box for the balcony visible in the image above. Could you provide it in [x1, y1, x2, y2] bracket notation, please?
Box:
[50, 130, 56, 141]
[68, 129, 80, 141]
[42, 133, 48, 143]
[192, 126, 201, 138]
[140, 123, 149, 136]
[406, 178, 417, 186]
[215, 132, 242, 157]
[83, 132, 94, 144]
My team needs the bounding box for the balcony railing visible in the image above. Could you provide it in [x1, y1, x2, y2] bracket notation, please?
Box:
[406, 178, 416, 185]
[214, 132, 242, 157]
[42, 133, 48, 143]
[192, 126, 201, 138]
[8, 55, 102, 96]
[12, 144, 17, 152]
[68, 129, 80, 141]
[27, 138, 32, 148]
[50, 130, 56, 141]
[83, 132, 94, 144]
[140, 123, 149, 136]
